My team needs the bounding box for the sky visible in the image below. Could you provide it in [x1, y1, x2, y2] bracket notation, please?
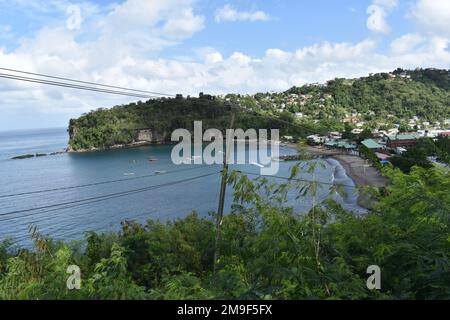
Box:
[0, 0, 449, 130]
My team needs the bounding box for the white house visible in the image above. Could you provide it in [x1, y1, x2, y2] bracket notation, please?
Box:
[351, 128, 363, 135]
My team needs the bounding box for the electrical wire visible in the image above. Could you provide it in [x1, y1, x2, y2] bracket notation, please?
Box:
[0, 170, 220, 225]
[0, 171, 220, 218]
[0, 67, 175, 97]
[0, 73, 159, 99]
[0, 164, 213, 198]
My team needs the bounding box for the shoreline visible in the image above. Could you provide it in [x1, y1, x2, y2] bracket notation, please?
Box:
[289, 144, 388, 209]
[66, 140, 175, 153]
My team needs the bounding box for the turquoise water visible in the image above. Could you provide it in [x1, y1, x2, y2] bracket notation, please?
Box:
[0, 128, 364, 246]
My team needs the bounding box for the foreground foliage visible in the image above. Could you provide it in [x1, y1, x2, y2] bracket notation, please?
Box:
[0, 166, 449, 300]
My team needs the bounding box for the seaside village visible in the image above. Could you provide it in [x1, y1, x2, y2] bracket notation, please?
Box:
[299, 116, 450, 166]
[210, 70, 450, 168]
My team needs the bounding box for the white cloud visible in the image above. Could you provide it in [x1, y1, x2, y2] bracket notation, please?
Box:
[410, 0, 450, 37]
[1, 0, 450, 130]
[366, 0, 398, 33]
[390, 33, 424, 55]
[205, 52, 223, 64]
[215, 4, 270, 23]
[162, 8, 204, 40]
[0, 0, 206, 117]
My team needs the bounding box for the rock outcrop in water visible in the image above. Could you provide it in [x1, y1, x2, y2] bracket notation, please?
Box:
[12, 154, 35, 160]
[11, 151, 66, 160]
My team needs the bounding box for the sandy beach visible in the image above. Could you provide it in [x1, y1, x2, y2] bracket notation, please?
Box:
[287, 144, 388, 209]
[299, 145, 388, 187]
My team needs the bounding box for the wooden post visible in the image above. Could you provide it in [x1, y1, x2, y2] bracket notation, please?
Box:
[213, 111, 235, 273]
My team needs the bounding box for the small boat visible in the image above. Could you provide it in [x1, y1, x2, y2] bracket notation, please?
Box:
[155, 170, 167, 175]
[148, 157, 158, 162]
[124, 172, 135, 176]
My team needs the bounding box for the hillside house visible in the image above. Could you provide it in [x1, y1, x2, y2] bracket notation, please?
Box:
[361, 139, 384, 152]
[386, 134, 419, 149]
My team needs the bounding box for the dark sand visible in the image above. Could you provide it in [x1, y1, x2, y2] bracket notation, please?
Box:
[291, 144, 388, 209]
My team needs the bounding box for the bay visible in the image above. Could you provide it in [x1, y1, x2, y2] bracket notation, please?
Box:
[0, 127, 365, 247]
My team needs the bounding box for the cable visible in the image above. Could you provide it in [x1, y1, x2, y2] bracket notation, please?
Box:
[0, 71, 305, 130]
[0, 171, 219, 218]
[0, 170, 220, 226]
[0, 67, 175, 97]
[0, 73, 159, 99]
[0, 67, 328, 131]
[0, 164, 213, 198]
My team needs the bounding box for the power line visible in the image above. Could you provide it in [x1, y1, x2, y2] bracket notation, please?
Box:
[0, 171, 220, 219]
[0, 73, 159, 99]
[0, 170, 220, 225]
[0, 68, 314, 132]
[0, 164, 213, 198]
[0, 67, 175, 97]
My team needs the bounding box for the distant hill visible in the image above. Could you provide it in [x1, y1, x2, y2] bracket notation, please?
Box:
[68, 68, 450, 151]
[68, 96, 288, 151]
[285, 68, 449, 121]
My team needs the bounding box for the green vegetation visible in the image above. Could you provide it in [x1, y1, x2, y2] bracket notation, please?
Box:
[68, 98, 304, 151]
[358, 145, 382, 170]
[286, 69, 450, 123]
[1, 164, 448, 300]
[390, 137, 450, 173]
[68, 97, 230, 150]
[68, 68, 450, 151]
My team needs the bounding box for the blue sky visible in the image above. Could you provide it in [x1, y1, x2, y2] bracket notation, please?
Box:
[0, 0, 418, 56]
[0, 0, 449, 130]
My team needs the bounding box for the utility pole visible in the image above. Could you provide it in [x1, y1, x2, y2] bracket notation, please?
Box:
[214, 110, 235, 273]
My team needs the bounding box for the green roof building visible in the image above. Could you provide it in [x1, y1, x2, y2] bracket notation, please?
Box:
[361, 139, 383, 150]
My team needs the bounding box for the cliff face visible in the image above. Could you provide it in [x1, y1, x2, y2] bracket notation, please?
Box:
[136, 129, 169, 144]
[66, 97, 229, 152]
[68, 127, 170, 152]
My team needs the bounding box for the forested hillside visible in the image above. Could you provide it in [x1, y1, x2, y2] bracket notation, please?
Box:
[286, 68, 449, 121]
[68, 68, 450, 151]
[68, 97, 309, 151]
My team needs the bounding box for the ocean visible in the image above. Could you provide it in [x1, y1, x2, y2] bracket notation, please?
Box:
[0, 127, 364, 247]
